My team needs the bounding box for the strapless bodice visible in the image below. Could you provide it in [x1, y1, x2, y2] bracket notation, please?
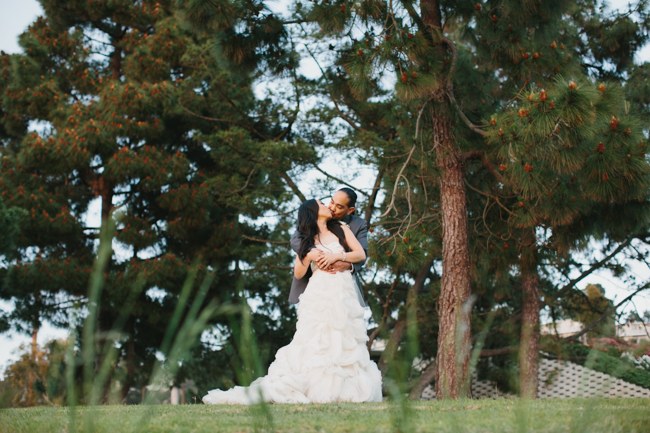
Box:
[310, 241, 348, 273]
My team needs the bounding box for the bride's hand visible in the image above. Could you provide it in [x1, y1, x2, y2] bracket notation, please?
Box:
[306, 249, 323, 262]
[316, 252, 340, 269]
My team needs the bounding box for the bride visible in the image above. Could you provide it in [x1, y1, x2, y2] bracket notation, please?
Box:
[202, 199, 383, 404]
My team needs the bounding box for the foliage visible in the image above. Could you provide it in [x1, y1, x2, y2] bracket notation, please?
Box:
[1, 339, 69, 407]
[624, 310, 650, 323]
[0, 0, 313, 401]
[545, 339, 650, 390]
[559, 284, 617, 337]
[0, 379, 18, 408]
[0, 198, 25, 257]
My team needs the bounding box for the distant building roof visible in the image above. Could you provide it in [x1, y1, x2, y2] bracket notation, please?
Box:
[617, 322, 650, 340]
[541, 319, 583, 337]
[541, 320, 649, 342]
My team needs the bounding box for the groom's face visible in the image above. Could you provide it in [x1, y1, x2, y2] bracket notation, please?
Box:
[329, 191, 354, 220]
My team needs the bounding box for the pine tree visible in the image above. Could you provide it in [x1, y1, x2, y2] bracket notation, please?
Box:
[292, 0, 650, 398]
[483, 75, 649, 396]
[0, 0, 312, 399]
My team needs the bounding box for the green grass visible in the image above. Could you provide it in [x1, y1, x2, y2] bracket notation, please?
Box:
[1, 399, 649, 433]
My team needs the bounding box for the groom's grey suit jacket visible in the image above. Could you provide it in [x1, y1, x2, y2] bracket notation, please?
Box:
[288, 214, 369, 304]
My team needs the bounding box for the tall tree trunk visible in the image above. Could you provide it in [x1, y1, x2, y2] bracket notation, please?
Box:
[25, 325, 40, 406]
[409, 359, 437, 399]
[519, 229, 540, 398]
[377, 259, 433, 375]
[122, 337, 137, 400]
[98, 41, 120, 223]
[421, 0, 473, 401]
[433, 105, 472, 398]
[378, 316, 407, 375]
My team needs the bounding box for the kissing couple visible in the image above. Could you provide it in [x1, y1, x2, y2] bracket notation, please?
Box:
[203, 187, 382, 404]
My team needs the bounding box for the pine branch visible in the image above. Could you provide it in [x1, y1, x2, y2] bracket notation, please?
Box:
[464, 178, 513, 217]
[210, 86, 270, 141]
[582, 62, 606, 75]
[274, 36, 301, 141]
[221, 168, 257, 197]
[177, 102, 242, 125]
[401, 1, 427, 37]
[462, 150, 506, 185]
[554, 239, 634, 298]
[310, 163, 370, 197]
[299, 29, 361, 130]
[630, 241, 650, 273]
[415, 96, 435, 139]
[280, 19, 311, 25]
[479, 346, 518, 357]
[47, 297, 87, 309]
[90, 20, 124, 40]
[443, 37, 487, 138]
[279, 172, 305, 202]
[241, 235, 289, 245]
[82, 32, 115, 47]
[180, 52, 265, 137]
[380, 144, 416, 218]
[364, 166, 384, 226]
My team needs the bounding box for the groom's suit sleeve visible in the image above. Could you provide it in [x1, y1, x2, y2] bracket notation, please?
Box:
[290, 230, 300, 254]
[352, 218, 369, 274]
[290, 230, 312, 280]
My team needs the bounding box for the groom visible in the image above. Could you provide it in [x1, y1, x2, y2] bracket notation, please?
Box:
[288, 187, 369, 304]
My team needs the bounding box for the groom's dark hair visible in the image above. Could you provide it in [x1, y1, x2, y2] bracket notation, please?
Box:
[338, 187, 357, 208]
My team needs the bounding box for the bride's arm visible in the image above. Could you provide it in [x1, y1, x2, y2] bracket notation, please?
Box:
[293, 249, 321, 278]
[341, 224, 366, 263]
[293, 255, 310, 279]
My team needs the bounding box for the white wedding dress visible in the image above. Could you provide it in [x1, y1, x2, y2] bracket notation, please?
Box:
[202, 241, 383, 404]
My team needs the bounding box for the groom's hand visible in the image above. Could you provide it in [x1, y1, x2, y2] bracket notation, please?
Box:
[315, 258, 351, 273]
[329, 261, 352, 273]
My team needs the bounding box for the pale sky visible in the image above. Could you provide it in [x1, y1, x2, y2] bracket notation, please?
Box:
[0, 0, 649, 377]
[0, 0, 43, 54]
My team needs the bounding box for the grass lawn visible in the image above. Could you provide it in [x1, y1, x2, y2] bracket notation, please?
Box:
[1, 398, 649, 433]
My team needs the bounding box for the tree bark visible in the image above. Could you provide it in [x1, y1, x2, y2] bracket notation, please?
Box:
[122, 337, 137, 400]
[26, 326, 39, 406]
[367, 273, 400, 351]
[409, 359, 437, 399]
[420, 0, 473, 401]
[377, 258, 433, 375]
[433, 107, 472, 398]
[518, 229, 540, 399]
[420, 0, 471, 398]
[378, 316, 406, 375]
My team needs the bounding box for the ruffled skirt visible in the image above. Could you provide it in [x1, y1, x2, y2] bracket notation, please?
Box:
[202, 271, 382, 404]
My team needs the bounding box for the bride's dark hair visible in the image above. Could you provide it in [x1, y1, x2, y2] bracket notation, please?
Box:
[297, 199, 349, 260]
